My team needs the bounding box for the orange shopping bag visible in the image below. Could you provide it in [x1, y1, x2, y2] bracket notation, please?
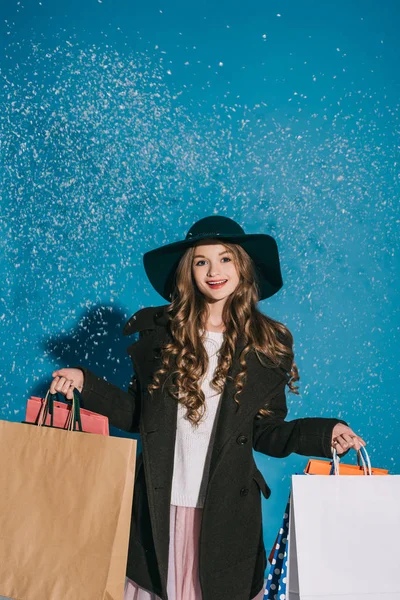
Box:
[304, 446, 389, 476]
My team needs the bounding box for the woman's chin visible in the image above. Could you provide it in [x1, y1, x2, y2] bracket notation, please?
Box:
[202, 288, 232, 302]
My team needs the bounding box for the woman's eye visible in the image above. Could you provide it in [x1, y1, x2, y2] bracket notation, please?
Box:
[194, 257, 231, 267]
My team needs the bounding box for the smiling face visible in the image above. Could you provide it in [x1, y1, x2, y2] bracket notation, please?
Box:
[191, 240, 240, 303]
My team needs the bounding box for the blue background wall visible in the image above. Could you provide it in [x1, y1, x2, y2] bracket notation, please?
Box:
[1, 0, 399, 571]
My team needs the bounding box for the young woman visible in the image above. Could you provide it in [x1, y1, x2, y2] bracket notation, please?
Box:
[50, 215, 365, 600]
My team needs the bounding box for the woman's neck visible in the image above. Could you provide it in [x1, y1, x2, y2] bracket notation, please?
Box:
[205, 326, 225, 333]
[203, 321, 226, 333]
[204, 301, 226, 333]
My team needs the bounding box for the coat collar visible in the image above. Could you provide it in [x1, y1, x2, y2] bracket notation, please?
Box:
[123, 304, 170, 337]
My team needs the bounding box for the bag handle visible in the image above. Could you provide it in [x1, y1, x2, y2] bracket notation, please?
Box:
[37, 388, 83, 432]
[63, 390, 83, 432]
[330, 446, 372, 476]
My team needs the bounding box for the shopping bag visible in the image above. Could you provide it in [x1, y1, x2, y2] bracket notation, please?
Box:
[266, 447, 391, 600]
[304, 450, 388, 476]
[265, 498, 290, 599]
[286, 447, 399, 600]
[0, 412, 136, 599]
[25, 388, 109, 435]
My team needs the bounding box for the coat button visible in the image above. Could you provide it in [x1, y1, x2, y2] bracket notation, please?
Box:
[236, 435, 248, 445]
[240, 488, 249, 497]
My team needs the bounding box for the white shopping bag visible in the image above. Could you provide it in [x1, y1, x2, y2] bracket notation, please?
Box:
[286, 473, 400, 600]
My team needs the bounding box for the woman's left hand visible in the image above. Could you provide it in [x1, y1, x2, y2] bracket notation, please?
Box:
[331, 423, 366, 455]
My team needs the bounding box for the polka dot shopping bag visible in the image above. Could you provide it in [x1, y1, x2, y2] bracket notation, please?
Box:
[264, 497, 289, 600]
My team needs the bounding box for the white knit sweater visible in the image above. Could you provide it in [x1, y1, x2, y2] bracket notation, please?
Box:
[170, 330, 225, 508]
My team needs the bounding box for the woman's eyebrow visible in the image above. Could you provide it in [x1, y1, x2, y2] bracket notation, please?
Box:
[193, 250, 231, 259]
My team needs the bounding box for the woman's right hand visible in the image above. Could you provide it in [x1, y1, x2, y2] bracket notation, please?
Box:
[50, 368, 85, 401]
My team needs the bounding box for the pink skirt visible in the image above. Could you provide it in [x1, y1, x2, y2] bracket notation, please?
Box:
[124, 504, 266, 600]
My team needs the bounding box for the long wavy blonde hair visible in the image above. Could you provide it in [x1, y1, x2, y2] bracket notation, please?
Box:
[147, 240, 300, 426]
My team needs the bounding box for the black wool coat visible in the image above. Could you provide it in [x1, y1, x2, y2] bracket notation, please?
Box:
[74, 304, 348, 600]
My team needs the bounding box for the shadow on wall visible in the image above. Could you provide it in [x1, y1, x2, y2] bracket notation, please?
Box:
[30, 303, 141, 450]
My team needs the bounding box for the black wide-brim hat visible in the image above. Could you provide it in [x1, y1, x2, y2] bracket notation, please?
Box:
[143, 215, 283, 301]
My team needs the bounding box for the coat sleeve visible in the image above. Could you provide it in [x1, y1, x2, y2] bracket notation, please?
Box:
[252, 377, 350, 459]
[72, 365, 141, 434]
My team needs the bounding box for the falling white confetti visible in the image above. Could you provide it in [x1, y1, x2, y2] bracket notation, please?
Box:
[0, 30, 397, 474]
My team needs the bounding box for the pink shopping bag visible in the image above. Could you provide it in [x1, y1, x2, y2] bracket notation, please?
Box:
[25, 389, 109, 435]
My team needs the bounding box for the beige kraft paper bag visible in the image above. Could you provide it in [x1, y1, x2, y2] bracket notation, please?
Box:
[0, 419, 136, 600]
